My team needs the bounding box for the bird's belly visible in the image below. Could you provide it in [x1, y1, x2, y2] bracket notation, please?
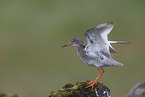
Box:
[79, 56, 101, 67]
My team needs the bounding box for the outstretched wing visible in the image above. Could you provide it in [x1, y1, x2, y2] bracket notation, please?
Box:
[84, 22, 114, 58]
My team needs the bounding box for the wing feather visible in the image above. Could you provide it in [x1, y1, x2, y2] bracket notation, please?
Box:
[84, 22, 114, 58]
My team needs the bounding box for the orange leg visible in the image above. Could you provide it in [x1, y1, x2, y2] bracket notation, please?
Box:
[101, 67, 104, 74]
[86, 67, 105, 90]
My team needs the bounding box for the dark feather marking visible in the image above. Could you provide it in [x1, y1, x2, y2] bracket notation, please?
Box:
[86, 33, 94, 44]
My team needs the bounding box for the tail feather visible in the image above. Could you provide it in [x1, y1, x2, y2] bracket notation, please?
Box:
[102, 57, 124, 67]
[110, 59, 124, 67]
[114, 61, 124, 67]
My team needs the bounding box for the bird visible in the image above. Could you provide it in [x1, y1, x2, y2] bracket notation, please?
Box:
[62, 22, 129, 90]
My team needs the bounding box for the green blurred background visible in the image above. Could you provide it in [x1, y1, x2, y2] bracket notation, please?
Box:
[0, 0, 145, 97]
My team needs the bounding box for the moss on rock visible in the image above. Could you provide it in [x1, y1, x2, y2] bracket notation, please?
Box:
[49, 80, 112, 97]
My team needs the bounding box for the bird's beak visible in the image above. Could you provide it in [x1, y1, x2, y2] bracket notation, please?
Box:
[62, 42, 72, 48]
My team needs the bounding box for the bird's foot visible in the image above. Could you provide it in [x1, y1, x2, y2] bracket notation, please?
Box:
[86, 80, 98, 90]
[86, 68, 104, 90]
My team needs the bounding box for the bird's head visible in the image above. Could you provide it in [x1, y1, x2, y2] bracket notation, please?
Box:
[62, 38, 84, 48]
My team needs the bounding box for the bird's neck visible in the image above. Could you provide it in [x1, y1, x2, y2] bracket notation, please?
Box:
[75, 44, 86, 58]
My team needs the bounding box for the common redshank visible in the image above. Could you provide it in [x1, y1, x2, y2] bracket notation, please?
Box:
[62, 22, 129, 90]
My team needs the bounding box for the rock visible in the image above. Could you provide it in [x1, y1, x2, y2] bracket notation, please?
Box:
[49, 80, 112, 97]
[123, 79, 145, 97]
